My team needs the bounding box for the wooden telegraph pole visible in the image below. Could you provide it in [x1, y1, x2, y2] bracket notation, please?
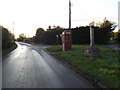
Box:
[69, 0, 71, 31]
[62, 0, 72, 51]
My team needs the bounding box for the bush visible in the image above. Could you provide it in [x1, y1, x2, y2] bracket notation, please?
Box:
[43, 26, 111, 45]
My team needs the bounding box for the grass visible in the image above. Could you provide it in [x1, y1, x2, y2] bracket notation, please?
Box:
[108, 40, 118, 45]
[46, 45, 120, 88]
[2, 42, 17, 56]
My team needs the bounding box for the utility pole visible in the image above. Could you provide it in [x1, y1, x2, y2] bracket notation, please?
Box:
[13, 22, 14, 35]
[69, 0, 71, 31]
[62, 0, 72, 51]
[13, 21, 14, 41]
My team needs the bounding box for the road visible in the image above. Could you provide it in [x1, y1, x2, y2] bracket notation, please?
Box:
[3, 42, 94, 88]
[105, 45, 120, 50]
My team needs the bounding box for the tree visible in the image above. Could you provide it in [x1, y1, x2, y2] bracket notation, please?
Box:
[52, 25, 63, 29]
[18, 34, 26, 41]
[117, 33, 120, 43]
[99, 18, 117, 42]
[1, 26, 13, 49]
[19, 34, 26, 38]
[34, 28, 45, 44]
[100, 17, 117, 32]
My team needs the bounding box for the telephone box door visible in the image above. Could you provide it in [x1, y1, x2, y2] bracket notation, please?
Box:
[62, 30, 72, 51]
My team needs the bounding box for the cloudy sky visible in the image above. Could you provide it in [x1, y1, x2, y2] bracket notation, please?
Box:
[0, 0, 119, 38]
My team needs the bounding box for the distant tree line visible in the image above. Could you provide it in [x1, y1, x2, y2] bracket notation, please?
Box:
[33, 19, 116, 45]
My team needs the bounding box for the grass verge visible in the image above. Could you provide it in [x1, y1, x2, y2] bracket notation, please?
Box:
[46, 45, 120, 88]
[2, 42, 17, 56]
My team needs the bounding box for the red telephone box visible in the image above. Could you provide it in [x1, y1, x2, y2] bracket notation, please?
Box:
[62, 30, 72, 51]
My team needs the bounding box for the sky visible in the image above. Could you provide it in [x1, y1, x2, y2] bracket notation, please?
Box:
[0, 0, 119, 38]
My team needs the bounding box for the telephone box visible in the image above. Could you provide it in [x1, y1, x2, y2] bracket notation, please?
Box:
[62, 30, 72, 51]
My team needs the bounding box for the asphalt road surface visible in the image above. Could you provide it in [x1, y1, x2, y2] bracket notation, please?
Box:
[105, 45, 120, 50]
[3, 42, 94, 88]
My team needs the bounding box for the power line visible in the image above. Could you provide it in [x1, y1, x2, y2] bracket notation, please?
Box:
[71, 17, 118, 22]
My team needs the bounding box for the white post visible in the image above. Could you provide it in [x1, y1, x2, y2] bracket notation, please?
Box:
[84, 24, 101, 57]
[90, 26, 94, 46]
[118, 1, 120, 30]
[0, 26, 2, 90]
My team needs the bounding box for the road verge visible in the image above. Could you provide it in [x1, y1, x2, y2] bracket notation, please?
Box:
[2, 42, 17, 57]
[46, 45, 119, 89]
